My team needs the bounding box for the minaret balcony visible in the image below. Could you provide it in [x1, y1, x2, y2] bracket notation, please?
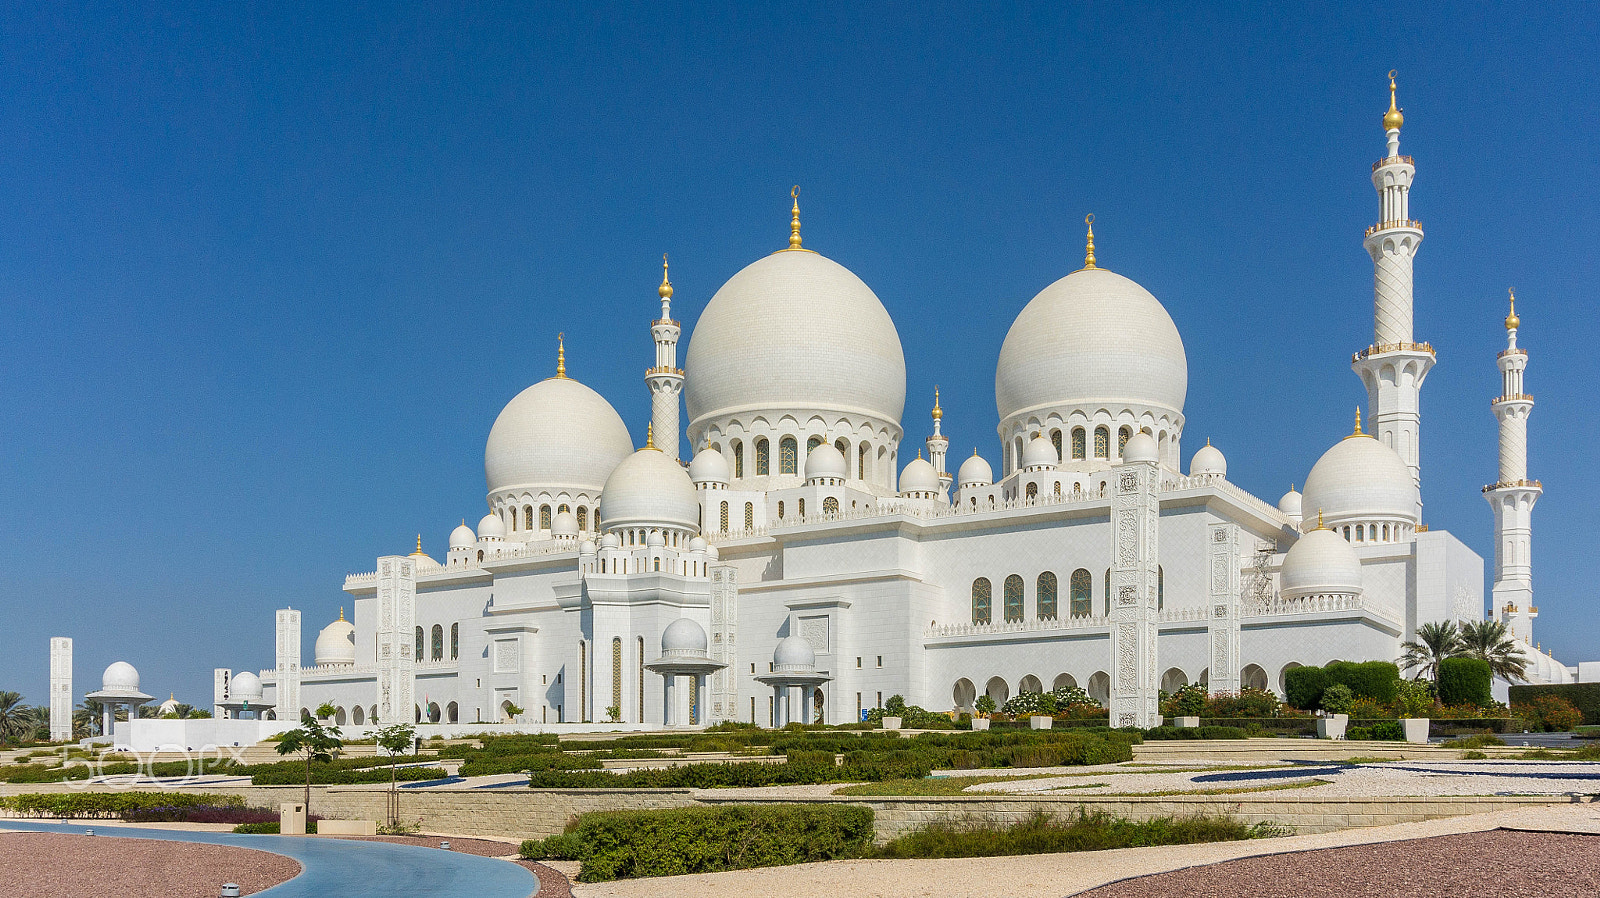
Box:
[1372, 155, 1415, 172]
[646, 366, 685, 377]
[1497, 347, 1528, 359]
[1482, 479, 1542, 493]
[1351, 341, 1434, 362]
[1364, 218, 1423, 237]
[1491, 393, 1533, 404]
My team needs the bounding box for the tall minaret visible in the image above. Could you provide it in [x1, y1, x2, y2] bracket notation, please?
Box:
[1485, 290, 1541, 643]
[647, 254, 684, 460]
[1352, 71, 1434, 519]
[926, 387, 951, 494]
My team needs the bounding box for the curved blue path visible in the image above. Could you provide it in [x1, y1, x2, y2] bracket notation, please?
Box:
[2, 820, 538, 897]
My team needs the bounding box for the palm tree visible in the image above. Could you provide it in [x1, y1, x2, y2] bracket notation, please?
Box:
[1457, 619, 1529, 683]
[1400, 620, 1461, 683]
[75, 701, 103, 738]
[0, 692, 39, 745]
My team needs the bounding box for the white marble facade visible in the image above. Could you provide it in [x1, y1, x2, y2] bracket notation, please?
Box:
[237, 83, 1571, 733]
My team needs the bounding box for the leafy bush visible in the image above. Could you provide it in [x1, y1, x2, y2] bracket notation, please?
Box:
[1441, 734, 1505, 749]
[1001, 691, 1058, 717]
[544, 804, 874, 881]
[875, 809, 1282, 859]
[1513, 694, 1583, 732]
[1319, 684, 1355, 715]
[1393, 680, 1434, 719]
[1204, 688, 1281, 718]
[1348, 720, 1404, 741]
[1508, 684, 1600, 726]
[1160, 684, 1208, 717]
[1286, 662, 1401, 710]
[250, 760, 447, 785]
[0, 792, 244, 819]
[1462, 750, 1488, 760]
[1437, 657, 1493, 708]
[1142, 726, 1246, 740]
[1284, 666, 1330, 710]
[233, 819, 320, 834]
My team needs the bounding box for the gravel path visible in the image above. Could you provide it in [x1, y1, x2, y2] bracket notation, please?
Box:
[0, 831, 301, 897]
[967, 760, 1600, 797]
[1079, 830, 1600, 897]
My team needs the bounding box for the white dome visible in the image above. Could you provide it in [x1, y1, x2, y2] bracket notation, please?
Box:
[996, 267, 1187, 424]
[773, 635, 817, 671]
[484, 375, 634, 497]
[1280, 527, 1364, 598]
[1022, 435, 1058, 469]
[805, 443, 848, 481]
[957, 452, 993, 487]
[1190, 441, 1226, 477]
[899, 457, 940, 494]
[688, 536, 709, 552]
[1301, 432, 1418, 527]
[449, 522, 477, 550]
[1123, 431, 1159, 464]
[551, 510, 579, 537]
[1278, 488, 1303, 518]
[231, 671, 263, 702]
[477, 513, 506, 541]
[661, 618, 709, 655]
[157, 696, 182, 716]
[688, 448, 730, 485]
[579, 539, 596, 555]
[314, 616, 357, 666]
[599, 447, 700, 532]
[704, 543, 719, 560]
[102, 661, 140, 692]
[646, 530, 666, 547]
[685, 249, 906, 428]
[408, 550, 440, 573]
[599, 533, 620, 549]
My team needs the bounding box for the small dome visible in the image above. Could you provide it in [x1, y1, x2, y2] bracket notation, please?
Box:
[773, 635, 817, 671]
[485, 375, 634, 498]
[646, 530, 666, 547]
[230, 671, 263, 702]
[1190, 441, 1226, 477]
[314, 616, 357, 666]
[688, 536, 709, 552]
[1278, 487, 1303, 518]
[157, 696, 182, 716]
[957, 452, 993, 487]
[408, 549, 440, 573]
[1022, 435, 1058, 470]
[102, 661, 140, 692]
[688, 448, 730, 485]
[1123, 431, 1159, 464]
[551, 510, 579, 537]
[705, 543, 719, 560]
[805, 443, 848, 481]
[477, 513, 506, 541]
[579, 539, 596, 555]
[1301, 431, 1418, 527]
[899, 457, 940, 494]
[599, 446, 701, 532]
[599, 533, 620, 549]
[449, 522, 477, 550]
[661, 618, 709, 655]
[1280, 527, 1364, 598]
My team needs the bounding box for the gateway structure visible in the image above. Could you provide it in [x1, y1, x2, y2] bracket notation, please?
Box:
[231, 79, 1570, 732]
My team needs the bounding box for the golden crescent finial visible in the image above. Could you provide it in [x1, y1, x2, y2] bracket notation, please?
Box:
[659, 254, 673, 299]
[789, 185, 802, 249]
[555, 332, 566, 378]
[1353, 406, 1364, 436]
[1505, 287, 1519, 330]
[413, 533, 423, 554]
[1384, 70, 1404, 130]
[646, 422, 655, 449]
[932, 386, 942, 420]
[1082, 214, 1097, 270]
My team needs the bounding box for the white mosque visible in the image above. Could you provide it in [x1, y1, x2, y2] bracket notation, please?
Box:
[220, 77, 1571, 733]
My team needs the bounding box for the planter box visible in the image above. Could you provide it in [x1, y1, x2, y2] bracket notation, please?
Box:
[318, 819, 377, 836]
[1402, 718, 1430, 744]
[969, 718, 990, 731]
[1030, 716, 1053, 730]
[1317, 714, 1349, 740]
[1175, 716, 1200, 728]
[880, 717, 903, 731]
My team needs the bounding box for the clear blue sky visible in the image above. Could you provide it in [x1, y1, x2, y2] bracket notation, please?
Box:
[2, 3, 1596, 707]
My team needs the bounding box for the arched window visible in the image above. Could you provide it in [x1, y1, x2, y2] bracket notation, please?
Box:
[798, 498, 805, 517]
[1104, 568, 1111, 616]
[732, 440, 744, 478]
[1118, 426, 1132, 457]
[510, 507, 517, 531]
[539, 505, 552, 530]
[578, 640, 588, 722]
[971, 578, 992, 625]
[1051, 429, 1063, 462]
[1071, 569, 1092, 617]
[557, 503, 570, 515]
[1037, 572, 1058, 620]
[779, 437, 798, 474]
[1053, 482, 1061, 497]
[1072, 427, 1087, 460]
[1094, 426, 1110, 459]
[1004, 574, 1024, 623]
[611, 637, 622, 722]
[835, 438, 850, 475]
[1012, 436, 1024, 473]
[720, 502, 730, 531]
[637, 636, 645, 722]
[415, 626, 424, 661]
[1158, 565, 1165, 610]
[823, 496, 839, 514]
[777, 501, 785, 519]
[755, 438, 770, 475]
[858, 442, 870, 480]
[525, 506, 534, 530]
[1026, 482, 1038, 500]
[744, 503, 754, 530]
[576, 506, 587, 530]
[450, 623, 459, 660]
[431, 624, 443, 661]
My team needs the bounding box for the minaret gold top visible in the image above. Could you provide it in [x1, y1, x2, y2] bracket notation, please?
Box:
[659, 254, 673, 299]
[1082, 214, 1097, 270]
[932, 386, 943, 420]
[789, 185, 803, 249]
[1505, 288, 1520, 331]
[1384, 70, 1404, 131]
[555, 333, 567, 379]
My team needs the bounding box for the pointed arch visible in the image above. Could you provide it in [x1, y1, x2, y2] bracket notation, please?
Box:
[1037, 571, 1058, 620]
[1003, 574, 1024, 622]
[971, 578, 992, 625]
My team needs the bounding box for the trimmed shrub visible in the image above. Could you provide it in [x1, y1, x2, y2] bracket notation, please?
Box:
[1437, 658, 1493, 708]
[1285, 662, 1400, 710]
[1508, 684, 1600, 726]
[0, 792, 243, 819]
[550, 804, 873, 881]
[250, 760, 447, 785]
[233, 819, 320, 834]
[1320, 684, 1356, 715]
[1513, 694, 1583, 732]
[1142, 726, 1247, 740]
[1284, 666, 1330, 710]
[875, 808, 1278, 859]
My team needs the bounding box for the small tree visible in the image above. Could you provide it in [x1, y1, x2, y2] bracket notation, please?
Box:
[974, 694, 996, 719]
[1400, 621, 1462, 683]
[316, 701, 338, 722]
[275, 711, 344, 817]
[503, 703, 523, 722]
[374, 722, 416, 830]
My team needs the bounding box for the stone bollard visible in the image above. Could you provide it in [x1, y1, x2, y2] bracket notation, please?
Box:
[440, 841, 451, 850]
[220, 885, 241, 898]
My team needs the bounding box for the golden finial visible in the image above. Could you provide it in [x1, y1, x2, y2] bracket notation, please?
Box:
[973, 448, 979, 457]
[1316, 509, 1325, 530]
[659, 254, 673, 299]
[555, 333, 567, 379]
[646, 422, 656, 449]
[411, 534, 423, 555]
[1505, 288, 1519, 331]
[789, 185, 803, 249]
[1082, 214, 1097, 270]
[339, 606, 345, 622]
[1384, 70, 1404, 131]
[932, 386, 942, 420]
[1206, 437, 1211, 447]
[917, 448, 923, 460]
[1349, 406, 1365, 437]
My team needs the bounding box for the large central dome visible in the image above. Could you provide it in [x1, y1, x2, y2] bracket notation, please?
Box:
[485, 375, 634, 498]
[996, 267, 1188, 424]
[685, 250, 906, 430]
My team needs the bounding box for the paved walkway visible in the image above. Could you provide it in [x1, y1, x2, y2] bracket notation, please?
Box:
[0, 821, 537, 898]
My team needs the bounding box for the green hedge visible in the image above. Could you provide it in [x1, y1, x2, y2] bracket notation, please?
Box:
[234, 820, 320, 834]
[250, 761, 447, 785]
[1285, 662, 1400, 710]
[521, 804, 874, 881]
[0, 792, 244, 819]
[1437, 658, 1493, 707]
[1509, 684, 1600, 726]
[1143, 726, 1247, 740]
